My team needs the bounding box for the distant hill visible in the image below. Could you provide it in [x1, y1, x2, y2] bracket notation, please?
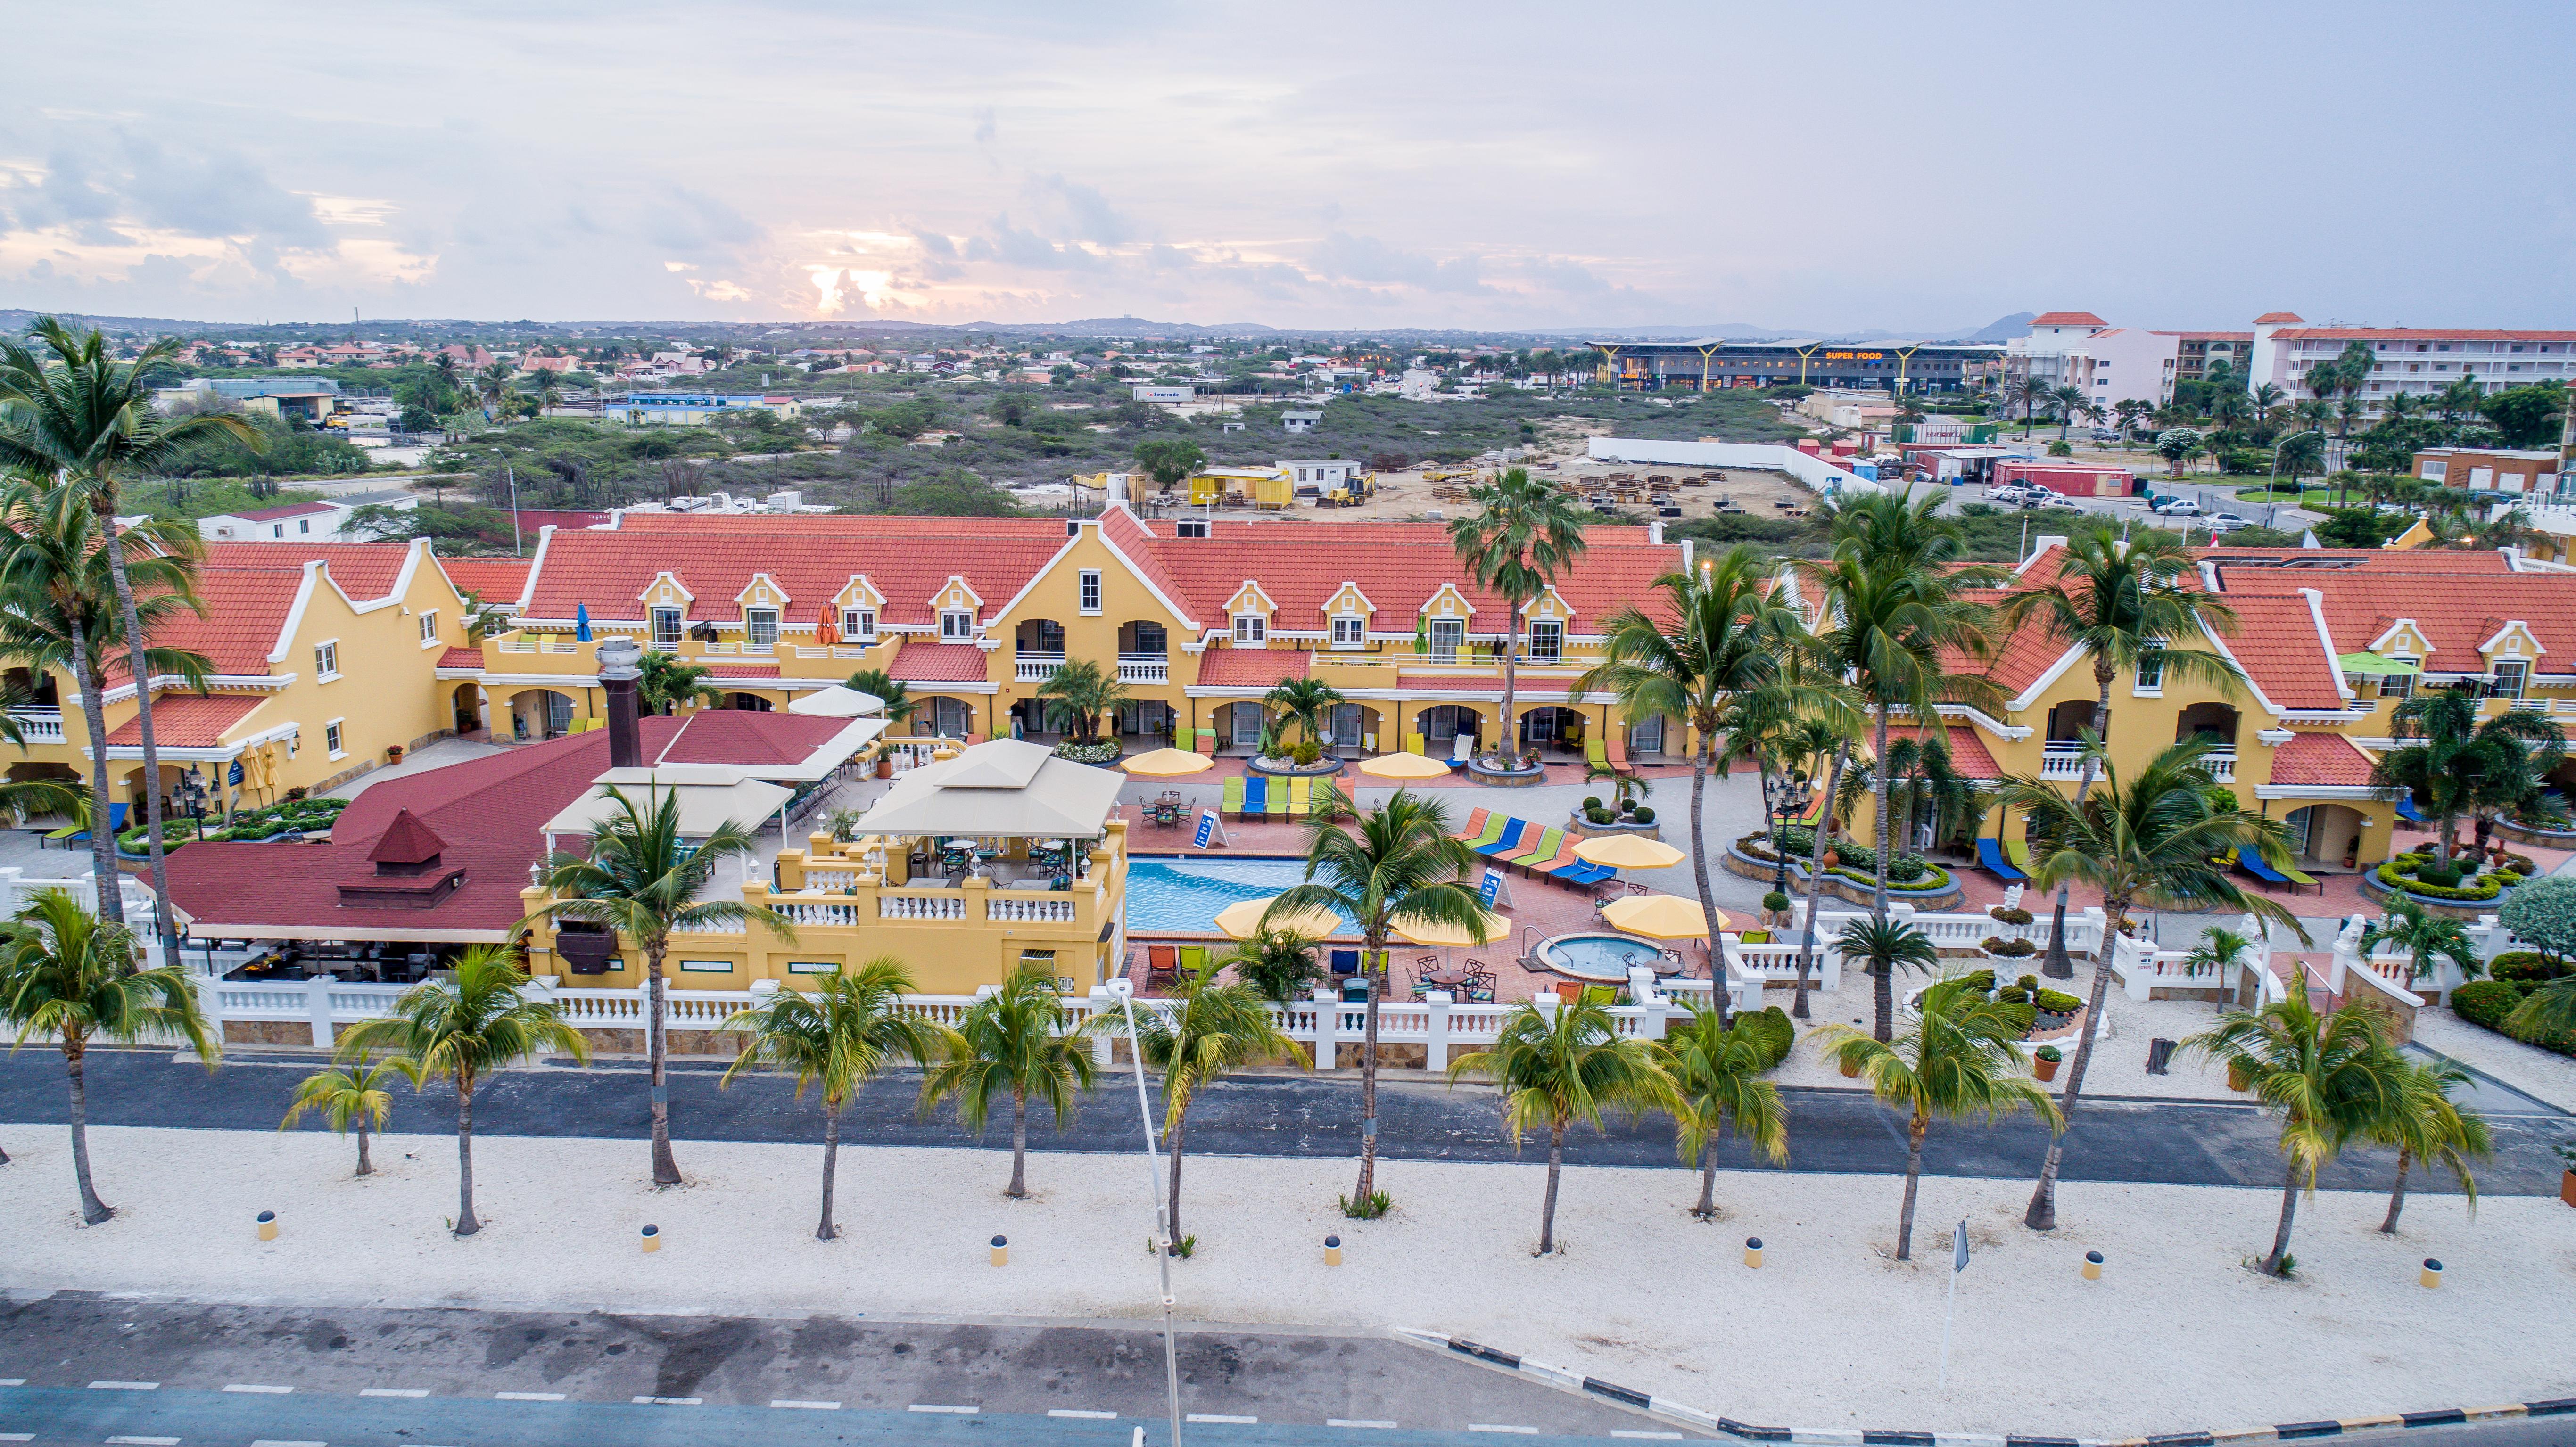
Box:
[1964, 311, 2035, 342]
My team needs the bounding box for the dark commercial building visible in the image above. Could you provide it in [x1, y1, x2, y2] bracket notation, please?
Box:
[1588, 338, 2003, 393]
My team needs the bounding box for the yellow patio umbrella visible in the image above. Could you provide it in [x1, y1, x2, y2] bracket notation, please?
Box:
[1358, 751, 1450, 780]
[1123, 747, 1216, 778]
[1213, 896, 1345, 941]
[1602, 892, 1724, 940]
[1393, 907, 1510, 949]
[1573, 834, 1686, 870]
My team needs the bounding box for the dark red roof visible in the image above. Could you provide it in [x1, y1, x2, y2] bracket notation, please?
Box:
[2029, 311, 2107, 327]
[885, 644, 991, 683]
[368, 809, 447, 864]
[438, 556, 533, 602]
[1885, 724, 1999, 780]
[437, 646, 484, 669]
[653, 710, 850, 767]
[2267, 732, 2376, 787]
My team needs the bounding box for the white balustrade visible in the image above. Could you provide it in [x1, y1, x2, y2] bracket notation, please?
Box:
[1015, 651, 1067, 682]
[803, 870, 858, 890]
[774, 899, 860, 927]
[5, 707, 64, 742]
[988, 896, 1078, 923]
[1116, 653, 1170, 685]
[879, 892, 967, 921]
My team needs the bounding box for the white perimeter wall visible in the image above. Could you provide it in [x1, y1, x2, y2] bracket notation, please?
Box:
[1584, 437, 1883, 495]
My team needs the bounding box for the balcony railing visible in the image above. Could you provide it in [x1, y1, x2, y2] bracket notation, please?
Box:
[1116, 653, 1169, 684]
[5, 708, 64, 743]
[1015, 651, 1067, 682]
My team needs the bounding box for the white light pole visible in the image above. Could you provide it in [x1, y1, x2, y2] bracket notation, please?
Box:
[1106, 978, 1185, 1447]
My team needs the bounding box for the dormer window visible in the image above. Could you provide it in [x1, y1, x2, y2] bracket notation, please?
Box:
[940, 609, 974, 641]
[1330, 615, 1365, 648]
[2490, 660, 2527, 700]
[1233, 613, 1267, 644]
[744, 608, 779, 651]
[652, 607, 684, 647]
[842, 607, 875, 641]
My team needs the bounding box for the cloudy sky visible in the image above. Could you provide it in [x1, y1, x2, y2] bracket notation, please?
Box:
[7, 1, 2572, 333]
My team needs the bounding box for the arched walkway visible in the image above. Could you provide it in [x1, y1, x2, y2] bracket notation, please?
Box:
[1415, 705, 1481, 751]
[1518, 704, 1586, 758]
[2284, 803, 2370, 871]
[451, 682, 484, 736]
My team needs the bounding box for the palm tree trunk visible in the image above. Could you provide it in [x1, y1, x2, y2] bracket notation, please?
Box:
[1871, 706, 1892, 921]
[1494, 608, 1520, 767]
[1790, 741, 1851, 1021]
[454, 1073, 480, 1237]
[355, 1118, 372, 1177]
[1687, 726, 1729, 1026]
[64, 1035, 111, 1224]
[2043, 674, 2115, 981]
[1873, 957, 1895, 1044]
[97, 500, 180, 966]
[2027, 899, 2127, 1230]
[1539, 1118, 1566, 1254]
[1694, 1135, 1718, 1219]
[63, 620, 124, 926]
[2263, 1162, 2300, 1274]
[1007, 1089, 1029, 1199]
[645, 941, 680, 1185]
[1354, 957, 1383, 1204]
[2380, 1150, 2412, 1234]
[1896, 1110, 1926, 1261]
[817, 1103, 841, 1240]
[1165, 1113, 1188, 1245]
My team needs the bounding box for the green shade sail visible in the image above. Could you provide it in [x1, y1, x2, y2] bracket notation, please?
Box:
[2336, 652, 2419, 676]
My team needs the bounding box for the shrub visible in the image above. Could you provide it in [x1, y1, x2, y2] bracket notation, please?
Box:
[2500, 875, 2576, 959]
[1582, 796, 1602, 810]
[1586, 806, 1614, 825]
[2376, 860, 2503, 902]
[1998, 985, 2031, 1004]
[1290, 738, 1324, 767]
[1629, 805, 1655, 825]
[1737, 1005, 1794, 1069]
[1989, 905, 2034, 926]
[2034, 988, 2083, 1014]
[2491, 952, 2569, 984]
[1053, 739, 1122, 764]
[1884, 856, 1928, 884]
[2035, 1045, 2063, 1062]
[1761, 890, 1791, 914]
[1957, 968, 1997, 995]
[2451, 980, 2524, 1031]
[1339, 1189, 1392, 1220]
[2415, 863, 2463, 888]
[1983, 937, 2036, 958]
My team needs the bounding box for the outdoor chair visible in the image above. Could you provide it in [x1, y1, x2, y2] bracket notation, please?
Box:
[1145, 945, 1180, 992]
[1177, 945, 1213, 980]
[1450, 806, 1493, 843]
[1328, 948, 1361, 977]
[1221, 777, 1245, 817]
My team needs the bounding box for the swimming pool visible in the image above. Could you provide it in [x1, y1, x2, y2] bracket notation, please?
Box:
[1537, 932, 1668, 983]
[1125, 855, 1358, 936]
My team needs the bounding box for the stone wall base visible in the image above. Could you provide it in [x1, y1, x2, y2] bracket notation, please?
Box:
[224, 1020, 314, 1047]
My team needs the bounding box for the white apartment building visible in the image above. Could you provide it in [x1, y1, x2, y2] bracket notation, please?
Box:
[2004, 312, 2258, 411]
[2247, 312, 2576, 417]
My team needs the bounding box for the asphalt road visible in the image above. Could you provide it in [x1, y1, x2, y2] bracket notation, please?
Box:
[0, 1298, 1665, 1445]
[4, 1047, 2568, 1196]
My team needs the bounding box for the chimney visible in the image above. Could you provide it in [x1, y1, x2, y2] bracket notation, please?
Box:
[598, 636, 644, 770]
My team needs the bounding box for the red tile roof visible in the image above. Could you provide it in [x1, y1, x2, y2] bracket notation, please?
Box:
[2209, 593, 2346, 709]
[109, 567, 309, 677]
[437, 646, 485, 669]
[368, 809, 447, 864]
[2266, 732, 2377, 788]
[438, 556, 533, 603]
[884, 643, 990, 683]
[1885, 724, 1999, 779]
[203, 541, 412, 598]
[2218, 567, 2576, 677]
[100, 693, 269, 747]
[2253, 312, 2305, 325]
[1198, 650, 1306, 687]
[652, 711, 851, 768]
[2029, 311, 2107, 327]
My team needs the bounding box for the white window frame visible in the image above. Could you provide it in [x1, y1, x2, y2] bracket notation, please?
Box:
[744, 607, 780, 651]
[1330, 615, 1366, 649]
[787, 960, 837, 975]
[1428, 617, 1464, 664]
[1232, 613, 1266, 644]
[313, 639, 340, 681]
[323, 717, 347, 760]
[2380, 661, 2415, 700]
[1079, 569, 1102, 616]
[418, 610, 440, 647]
[940, 609, 974, 641]
[2491, 660, 2528, 700]
[1526, 619, 1564, 663]
[651, 607, 684, 647]
[842, 607, 875, 641]
[678, 959, 733, 973]
[2133, 637, 2167, 695]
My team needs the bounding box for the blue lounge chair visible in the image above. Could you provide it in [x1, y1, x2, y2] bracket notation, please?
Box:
[2235, 846, 2291, 891]
[1560, 862, 1615, 887]
[1241, 773, 1270, 816]
[1328, 948, 1361, 977]
[60, 801, 130, 848]
[2395, 795, 2427, 824]
[1472, 819, 1529, 858]
[1976, 836, 2026, 882]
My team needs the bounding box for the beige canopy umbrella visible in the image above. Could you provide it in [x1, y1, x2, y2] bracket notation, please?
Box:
[1573, 834, 1687, 870]
[1393, 907, 1510, 949]
[1213, 896, 1345, 941]
[1602, 892, 1724, 940]
[1123, 748, 1216, 778]
[1357, 751, 1450, 780]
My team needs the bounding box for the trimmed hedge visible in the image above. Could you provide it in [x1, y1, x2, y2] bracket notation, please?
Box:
[2490, 952, 2570, 984]
[2452, 978, 2576, 1059]
[2376, 857, 2508, 902]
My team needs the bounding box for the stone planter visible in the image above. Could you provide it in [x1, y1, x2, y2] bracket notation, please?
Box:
[2356, 868, 2507, 920]
[1717, 841, 1965, 911]
[2494, 819, 2576, 848]
[1463, 756, 1546, 787]
[1568, 812, 1661, 839]
[1246, 756, 1345, 778]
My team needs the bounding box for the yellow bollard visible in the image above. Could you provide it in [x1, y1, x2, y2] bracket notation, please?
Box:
[2420, 1258, 2442, 1290]
[1324, 1234, 1342, 1266]
[1742, 1237, 1763, 1269]
[991, 1234, 1008, 1268]
[2082, 1250, 2103, 1282]
[256, 1210, 278, 1242]
[640, 1224, 660, 1254]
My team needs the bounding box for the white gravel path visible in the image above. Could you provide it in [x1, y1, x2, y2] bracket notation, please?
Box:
[5, 1125, 2571, 1439]
[2410, 1007, 2576, 1115]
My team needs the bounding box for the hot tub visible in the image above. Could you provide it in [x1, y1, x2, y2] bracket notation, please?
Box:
[1536, 932, 1670, 984]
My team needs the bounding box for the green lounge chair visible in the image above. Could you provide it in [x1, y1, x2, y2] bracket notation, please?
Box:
[1221, 777, 1245, 816]
[1456, 808, 1505, 849]
[1584, 738, 1610, 770]
[1177, 945, 1212, 979]
[2006, 838, 2035, 875]
[1503, 825, 1565, 872]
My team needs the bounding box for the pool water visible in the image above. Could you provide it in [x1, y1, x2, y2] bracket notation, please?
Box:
[1125, 856, 1358, 936]
[1541, 933, 1667, 983]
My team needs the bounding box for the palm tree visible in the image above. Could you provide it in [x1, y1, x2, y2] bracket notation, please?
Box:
[521, 368, 564, 413]
[721, 959, 952, 1238]
[1263, 675, 1347, 751]
[1816, 975, 2061, 1260]
[1448, 992, 1677, 1254]
[1653, 1003, 1789, 1219]
[340, 946, 588, 1236]
[1839, 915, 1941, 1044]
[2436, 377, 2485, 426]
[2000, 525, 2246, 977]
[2371, 685, 2564, 867]
[1266, 788, 1488, 1209]
[2049, 386, 2087, 440]
[639, 651, 725, 715]
[279, 1052, 420, 1177]
[843, 667, 919, 729]
[1123, 961, 1304, 1241]
[1036, 658, 1128, 745]
[922, 965, 1096, 1199]
[2361, 901, 2481, 987]
[2000, 373, 2044, 435]
[1449, 468, 1589, 768]
[1996, 739, 2306, 1230]
[0, 888, 216, 1222]
[2182, 927, 2258, 1013]
[477, 361, 512, 417]
[2368, 1056, 2489, 1235]
[1800, 486, 2005, 921]
[2182, 996, 2409, 1274]
[526, 785, 790, 1185]
[1582, 545, 1833, 1022]
[0, 321, 258, 962]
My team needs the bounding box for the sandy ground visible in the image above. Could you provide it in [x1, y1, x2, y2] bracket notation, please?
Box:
[2411, 1008, 2576, 1114]
[1767, 978, 2244, 1102]
[7, 1125, 2571, 1439]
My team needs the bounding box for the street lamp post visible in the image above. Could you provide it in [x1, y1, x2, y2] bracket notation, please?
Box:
[1761, 771, 1810, 911]
[1106, 978, 1186, 1447]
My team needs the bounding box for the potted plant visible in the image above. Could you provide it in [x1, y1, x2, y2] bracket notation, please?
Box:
[2227, 1056, 2255, 1093]
[385, 743, 405, 764]
[1762, 890, 1791, 927]
[2033, 1044, 2062, 1083]
[2559, 1141, 2576, 1209]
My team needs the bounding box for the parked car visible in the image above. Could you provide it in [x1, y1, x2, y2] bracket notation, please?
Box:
[2089, 428, 2122, 444]
[2035, 496, 2084, 512]
[2202, 512, 2254, 533]
[2152, 497, 2202, 516]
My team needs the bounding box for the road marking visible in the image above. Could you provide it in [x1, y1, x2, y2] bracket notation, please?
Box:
[908, 1405, 978, 1414]
[495, 1392, 565, 1401]
[633, 1397, 702, 1406]
[772, 1400, 842, 1410]
[0, 1379, 23, 1386]
[1328, 1420, 1397, 1429]
[225, 1385, 293, 1394]
[1050, 1410, 1117, 1420]
[1612, 1433, 1683, 1440]
[106, 1438, 180, 1445]
[358, 1389, 428, 1398]
[252, 1440, 327, 1446]
[1468, 1428, 1539, 1435]
[1188, 1415, 1257, 1424]
[89, 1382, 160, 1391]
[0, 1434, 31, 1442]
